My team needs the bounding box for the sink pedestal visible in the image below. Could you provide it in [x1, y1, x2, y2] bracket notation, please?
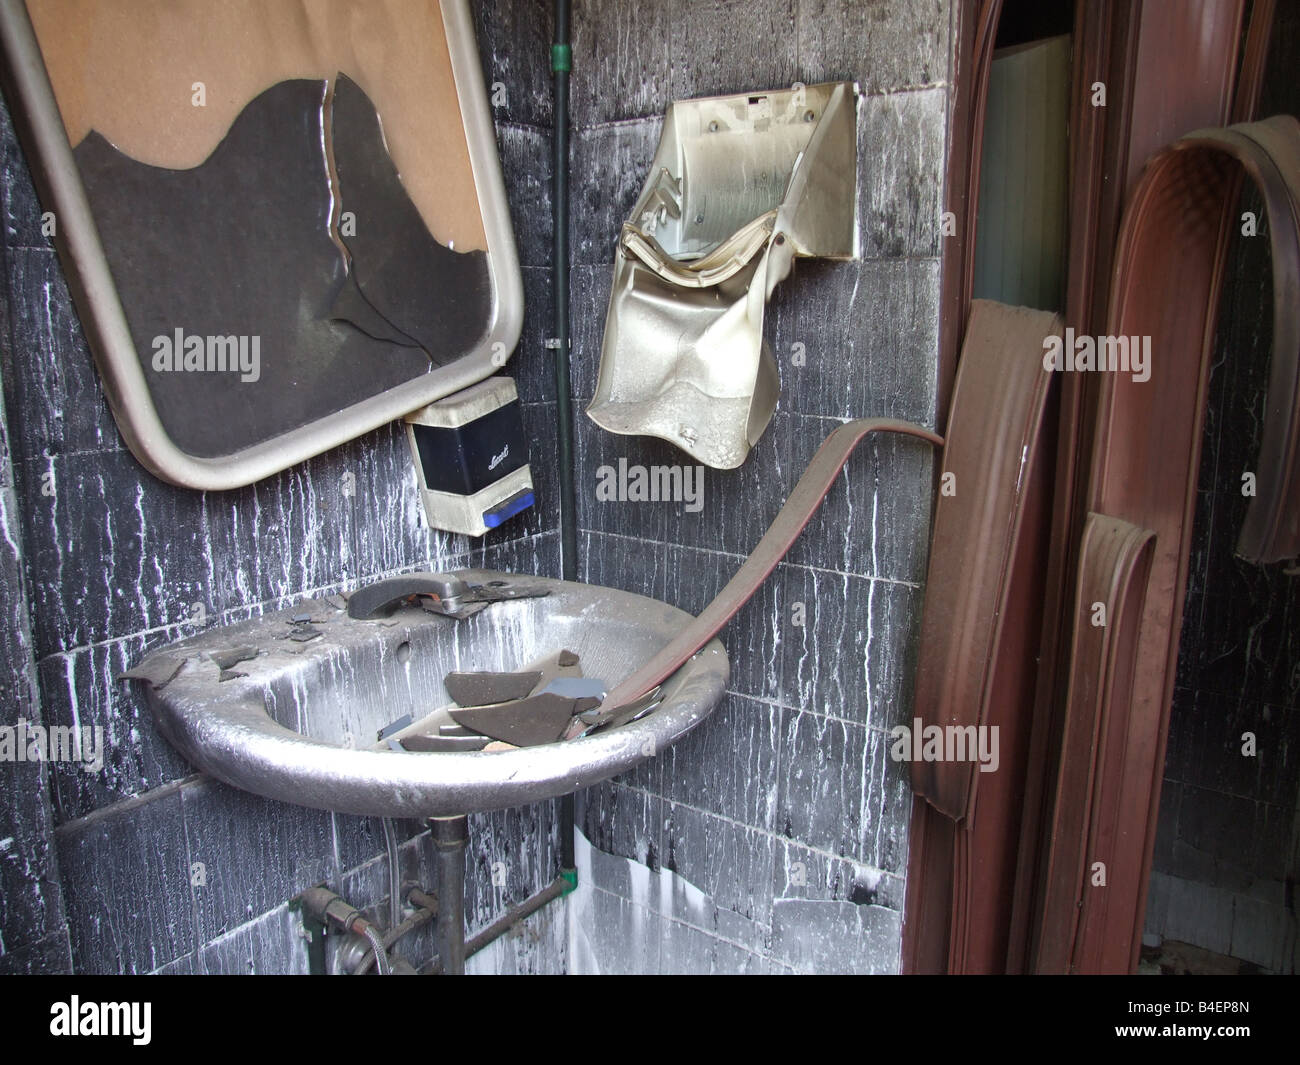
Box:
[430, 815, 468, 975]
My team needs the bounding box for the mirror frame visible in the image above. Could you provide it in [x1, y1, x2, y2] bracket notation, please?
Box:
[0, 0, 523, 489]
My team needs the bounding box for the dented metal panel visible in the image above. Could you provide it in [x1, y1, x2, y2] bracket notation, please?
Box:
[910, 299, 1062, 822]
[1052, 113, 1300, 973]
[1033, 513, 1156, 973]
[587, 81, 859, 469]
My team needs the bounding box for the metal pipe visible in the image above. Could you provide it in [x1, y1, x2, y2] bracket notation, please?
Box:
[430, 814, 468, 975]
[361, 924, 393, 976]
[422, 875, 570, 974]
[464, 876, 568, 956]
[381, 817, 403, 932]
[300, 861, 566, 975]
[299, 885, 368, 936]
[298, 885, 395, 976]
[552, 0, 577, 877]
[406, 887, 439, 915]
[351, 886, 439, 976]
[552, 0, 575, 582]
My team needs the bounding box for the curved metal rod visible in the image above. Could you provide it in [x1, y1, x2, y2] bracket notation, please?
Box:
[603, 417, 943, 710]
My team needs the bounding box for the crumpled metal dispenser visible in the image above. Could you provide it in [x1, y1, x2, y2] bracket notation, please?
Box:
[587, 81, 859, 469]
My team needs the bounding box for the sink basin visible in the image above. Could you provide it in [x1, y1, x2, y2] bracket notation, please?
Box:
[128, 570, 729, 817]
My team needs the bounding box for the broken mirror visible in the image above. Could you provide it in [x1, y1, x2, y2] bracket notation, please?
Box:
[0, 0, 521, 488]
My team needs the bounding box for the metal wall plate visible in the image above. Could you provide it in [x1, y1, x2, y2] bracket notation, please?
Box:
[0, 0, 522, 489]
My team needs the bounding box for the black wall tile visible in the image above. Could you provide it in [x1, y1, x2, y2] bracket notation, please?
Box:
[463, 800, 563, 936]
[571, 0, 672, 126]
[38, 634, 194, 823]
[1, 249, 122, 460]
[19, 447, 214, 660]
[660, 543, 783, 700]
[576, 407, 792, 555]
[56, 790, 195, 974]
[181, 781, 335, 943]
[570, 118, 661, 266]
[0, 91, 53, 252]
[568, 264, 612, 403]
[781, 564, 923, 731]
[578, 780, 663, 871]
[783, 414, 935, 583]
[796, 0, 951, 95]
[0, 928, 72, 974]
[196, 903, 311, 975]
[0, 369, 66, 958]
[663, 800, 775, 926]
[472, 0, 554, 129]
[856, 88, 946, 259]
[0, 757, 63, 956]
[769, 258, 940, 422]
[769, 895, 900, 972]
[776, 709, 909, 874]
[498, 126, 553, 272]
[668, 0, 799, 102]
[661, 693, 782, 830]
[774, 836, 906, 911]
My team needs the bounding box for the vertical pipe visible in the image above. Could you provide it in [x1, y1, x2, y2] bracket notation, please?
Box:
[552, 0, 575, 583]
[381, 816, 402, 932]
[552, 0, 577, 874]
[430, 815, 468, 975]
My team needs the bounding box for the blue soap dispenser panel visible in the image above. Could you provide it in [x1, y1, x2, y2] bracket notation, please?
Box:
[404, 376, 534, 536]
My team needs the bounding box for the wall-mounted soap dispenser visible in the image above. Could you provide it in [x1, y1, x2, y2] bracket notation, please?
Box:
[405, 376, 534, 536]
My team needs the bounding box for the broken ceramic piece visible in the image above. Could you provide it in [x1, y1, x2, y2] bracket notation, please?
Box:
[444, 669, 543, 707]
[449, 692, 585, 747]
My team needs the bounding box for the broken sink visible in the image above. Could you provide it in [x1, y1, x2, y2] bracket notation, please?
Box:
[126, 571, 729, 817]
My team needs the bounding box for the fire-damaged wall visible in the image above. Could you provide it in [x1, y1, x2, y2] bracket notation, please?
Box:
[0, 0, 953, 974]
[567, 0, 951, 972]
[0, 2, 566, 974]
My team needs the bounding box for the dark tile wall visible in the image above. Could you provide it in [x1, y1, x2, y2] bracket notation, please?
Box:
[1145, 3, 1300, 973]
[0, 2, 566, 974]
[0, 257, 69, 973]
[1, 0, 953, 975]
[568, 0, 951, 972]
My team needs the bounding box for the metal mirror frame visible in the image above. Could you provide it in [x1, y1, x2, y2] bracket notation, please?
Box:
[0, 0, 523, 490]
